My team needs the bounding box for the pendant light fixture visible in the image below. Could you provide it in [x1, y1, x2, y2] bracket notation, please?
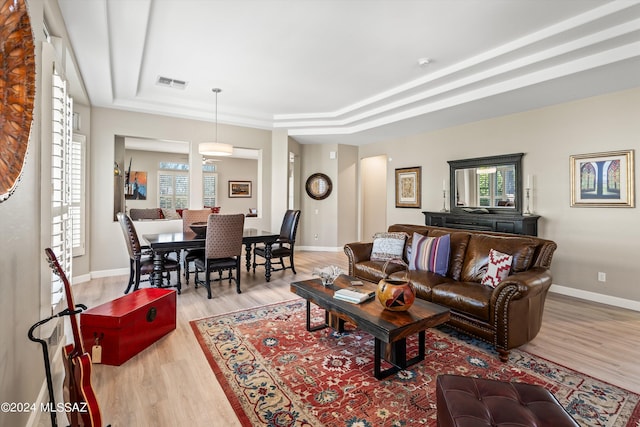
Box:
[199, 88, 233, 156]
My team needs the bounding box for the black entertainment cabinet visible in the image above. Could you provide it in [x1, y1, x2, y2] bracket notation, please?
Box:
[423, 211, 540, 236]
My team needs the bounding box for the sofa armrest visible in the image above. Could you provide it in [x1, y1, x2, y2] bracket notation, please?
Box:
[491, 267, 552, 302]
[343, 242, 373, 273]
[490, 267, 553, 352]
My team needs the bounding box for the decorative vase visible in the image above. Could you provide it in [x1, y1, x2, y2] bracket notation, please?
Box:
[376, 260, 415, 311]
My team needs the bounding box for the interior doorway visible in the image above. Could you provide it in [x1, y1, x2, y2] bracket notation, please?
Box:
[360, 155, 388, 241]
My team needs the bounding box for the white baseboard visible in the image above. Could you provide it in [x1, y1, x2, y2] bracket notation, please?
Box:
[90, 267, 129, 279]
[296, 246, 342, 252]
[550, 284, 640, 312]
[73, 273, 91, 284]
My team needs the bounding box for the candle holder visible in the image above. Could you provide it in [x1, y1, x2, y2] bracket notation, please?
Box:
[524, 187, 532, 215]
[440, 190, 448, 212]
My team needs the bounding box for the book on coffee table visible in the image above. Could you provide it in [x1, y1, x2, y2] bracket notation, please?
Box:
[333, 288, 376, 304]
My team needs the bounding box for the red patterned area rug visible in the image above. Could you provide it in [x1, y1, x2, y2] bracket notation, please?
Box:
[190, 299, 640, 427]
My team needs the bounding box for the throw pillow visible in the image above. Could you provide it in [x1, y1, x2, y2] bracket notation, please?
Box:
[481, 249, 513, 288]
[371, 232, 408, 261]
[409, 233, 450, 275]
[162, 208, 181, 220]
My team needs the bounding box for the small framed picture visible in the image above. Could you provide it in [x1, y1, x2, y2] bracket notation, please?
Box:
[228, 180, 252, 198]
[395, 166, 421, 208]
[570, 150, 634, 207]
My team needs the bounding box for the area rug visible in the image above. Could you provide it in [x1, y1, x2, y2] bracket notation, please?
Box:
[190, 299, 640, 427]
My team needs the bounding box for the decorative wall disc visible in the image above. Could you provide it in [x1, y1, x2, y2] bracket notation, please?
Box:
[0, 0, 36, 202]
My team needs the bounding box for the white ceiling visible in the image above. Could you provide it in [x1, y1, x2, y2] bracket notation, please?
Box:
[57, 0, 640, 145]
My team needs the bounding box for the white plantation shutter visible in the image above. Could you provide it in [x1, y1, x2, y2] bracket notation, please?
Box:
[50, 72, 73, 307]
[71, 135, 85, 256]
[158, 171, 189, 209]
[203, 173, 218, 207]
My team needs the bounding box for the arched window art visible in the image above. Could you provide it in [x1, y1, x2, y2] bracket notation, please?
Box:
[606, 160, 620, 193]
[580, 163, 596, 193]
[571, 150, 634, 207]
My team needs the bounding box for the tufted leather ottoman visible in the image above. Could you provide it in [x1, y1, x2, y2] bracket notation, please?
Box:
[436, 374, 579, 427]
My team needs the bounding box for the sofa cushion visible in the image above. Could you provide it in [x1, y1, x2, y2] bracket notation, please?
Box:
[396, 269, 454, 300]
[371, 232, 408, 261]
[409, 233, 450, 275]
[352, 259, 406, 283]
[461, 234, 538, 283]
[481, 249, 513, 288]
[431, 281, 493, 321]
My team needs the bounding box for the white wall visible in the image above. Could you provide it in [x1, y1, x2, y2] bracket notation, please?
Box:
[359, 87, 640, 304]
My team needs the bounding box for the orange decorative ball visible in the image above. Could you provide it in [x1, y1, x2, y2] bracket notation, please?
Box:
[376, 278, 415, 311]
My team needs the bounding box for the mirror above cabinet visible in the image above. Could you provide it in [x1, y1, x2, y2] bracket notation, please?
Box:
[449, 153, 523, 215]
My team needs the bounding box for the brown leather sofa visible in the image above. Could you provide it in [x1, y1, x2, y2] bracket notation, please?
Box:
[344, 224, 557, 361]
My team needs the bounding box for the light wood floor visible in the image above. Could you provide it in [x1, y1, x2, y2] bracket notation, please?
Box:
[73, 251, 640, 427]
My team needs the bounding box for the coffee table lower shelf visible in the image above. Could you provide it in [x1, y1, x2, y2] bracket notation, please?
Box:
[304, 299, 426, 379]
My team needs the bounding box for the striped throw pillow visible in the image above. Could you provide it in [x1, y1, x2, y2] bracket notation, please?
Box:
[408, 233, 450, 275]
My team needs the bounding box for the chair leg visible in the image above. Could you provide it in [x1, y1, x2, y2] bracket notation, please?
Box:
[252, 250, 257, 273]
[205, 264, 212, 299]
[290, 253, 296, 274]
[125, 259, 135, 294]
[176, 263, 181, 294]
[235, 258, 242, 294]
[134, 259, 142, 292]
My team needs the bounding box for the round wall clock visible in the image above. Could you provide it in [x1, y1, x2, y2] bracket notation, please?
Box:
[0, 0, 36, 202]
[305, 173, 332, 200]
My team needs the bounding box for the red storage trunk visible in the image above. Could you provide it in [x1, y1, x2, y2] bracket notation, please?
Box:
[80, 288, 177, 366]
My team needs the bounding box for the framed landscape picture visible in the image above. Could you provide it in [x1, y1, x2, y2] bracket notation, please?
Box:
[570, 150, 634, 207]
[395, 166, 421, 208]
[229, 180, 252, 198]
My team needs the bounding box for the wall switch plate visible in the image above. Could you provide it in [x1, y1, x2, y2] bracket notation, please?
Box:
[598, 272, 606, 282]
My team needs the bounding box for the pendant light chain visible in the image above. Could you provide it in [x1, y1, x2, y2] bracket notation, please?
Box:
[213, 88, 221, 142]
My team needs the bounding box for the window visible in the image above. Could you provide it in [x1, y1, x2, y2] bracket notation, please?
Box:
[203, 172, 218, 207]
[158, 171, 189, 209]
[477, 166, 511, 207]
[71, 135, 85, 256]
[50, 71, 73, 307]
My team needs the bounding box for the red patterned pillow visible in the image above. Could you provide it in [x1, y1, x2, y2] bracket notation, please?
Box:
[481, 249, 513, 288]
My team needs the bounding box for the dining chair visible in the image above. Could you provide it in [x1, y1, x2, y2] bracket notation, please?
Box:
[253, 209, 301, 274]
[193, 213, 245, 299]
[117, 212, 181, 293]
[182, 209, 212, 284]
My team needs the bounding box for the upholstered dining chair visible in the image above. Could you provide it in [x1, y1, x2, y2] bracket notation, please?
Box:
[182, 209, 212, 284]
[193, 213, 245, 299]
[117, 212, 181, 294]
[253, 209, 301, 274]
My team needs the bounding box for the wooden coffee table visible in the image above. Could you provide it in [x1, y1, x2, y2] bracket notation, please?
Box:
[290, 274, 450, 379]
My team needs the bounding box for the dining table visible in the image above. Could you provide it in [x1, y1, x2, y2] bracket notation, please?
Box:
[142, 228, 280, 291]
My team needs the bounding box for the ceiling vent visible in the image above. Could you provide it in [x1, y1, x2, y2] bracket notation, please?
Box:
[156, 76, 188, 90]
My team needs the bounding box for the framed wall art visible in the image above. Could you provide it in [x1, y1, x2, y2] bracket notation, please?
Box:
[125, 171, 147, 200]
[229, 180, 252, 198]
[395, 166, 421, 208]
[570, 150, 634, 207]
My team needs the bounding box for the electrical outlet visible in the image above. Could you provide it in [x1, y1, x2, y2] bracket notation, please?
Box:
[598, 272, 606, 282]
[314, 234, 318, 240]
